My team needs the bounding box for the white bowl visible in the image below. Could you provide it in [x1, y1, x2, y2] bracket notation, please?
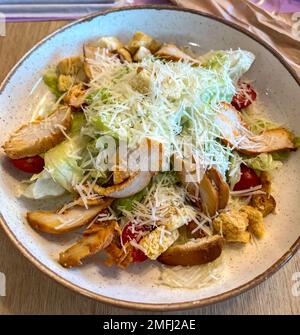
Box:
[0, 6, 299, 311]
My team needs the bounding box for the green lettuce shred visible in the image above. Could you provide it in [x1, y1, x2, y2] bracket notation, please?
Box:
[43, 69, 61, 99]
[201, 49, 255, 82]
[294, 136, 300, 148]
[44, 113, 89, 192]
[245, 153, 282, 172]
[113, 188, 147, 215]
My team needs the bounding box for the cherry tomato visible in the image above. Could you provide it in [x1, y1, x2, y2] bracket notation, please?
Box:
[233, 164, 261, 191]
[10, 155, 45, 174]
[231, 82, 257, 111]
[121, 223, 148, 263]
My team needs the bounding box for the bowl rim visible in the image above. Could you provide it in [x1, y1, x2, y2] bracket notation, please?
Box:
[0, 5, 299, 312]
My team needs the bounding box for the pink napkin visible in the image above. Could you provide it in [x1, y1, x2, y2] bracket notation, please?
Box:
[172, 0, 300, 76]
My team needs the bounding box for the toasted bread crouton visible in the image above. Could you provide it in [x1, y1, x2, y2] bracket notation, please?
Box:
[57, 74, 73, 92]
[57, 56, 83, 75]
[133, 46, 152, 62]
[213, 210, 250, 243]
[139, 228, 179, 260]
[260, 171, 272, 194]
[251, 193, 276, 217]
[158, 235, 224, 266]
[240, 205, 265, 239]
[128, 32, 161, 55]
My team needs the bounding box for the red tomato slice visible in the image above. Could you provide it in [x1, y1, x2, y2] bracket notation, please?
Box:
[231, 82, 257, 111]
[10, 156, 45, 174]
[122, 223, 148, 263]
[233, 164, 261, 191]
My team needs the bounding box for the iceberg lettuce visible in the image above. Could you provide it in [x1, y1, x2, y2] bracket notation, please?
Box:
[113, 188, 147, 214]
[44, 113, 89, 192]
[43, 69, 62, 99]
[245, 153, 282, 172]
[201, 50, 255, 82]
[22, 170, 66, 199]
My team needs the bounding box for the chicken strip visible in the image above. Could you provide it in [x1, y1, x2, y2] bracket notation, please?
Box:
[176, 157, 228, 217]
[3, 106, 72, 159]
[156, 44, 200, 64]
[105, 240, 133, 269]
[216, 102, 295, 155]
[59, 220, 120, 268]
[27, 198, 113, 234]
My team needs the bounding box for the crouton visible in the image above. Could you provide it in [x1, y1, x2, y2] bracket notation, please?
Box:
[240, 205, 265, 239]
[213, 210, 250, 243]
[158, 235, 224, 266]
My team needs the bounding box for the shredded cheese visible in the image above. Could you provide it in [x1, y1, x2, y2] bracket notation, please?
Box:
[83, 54, 236, 177]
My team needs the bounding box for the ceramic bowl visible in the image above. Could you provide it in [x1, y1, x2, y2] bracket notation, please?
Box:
[0, 6, 299, 311]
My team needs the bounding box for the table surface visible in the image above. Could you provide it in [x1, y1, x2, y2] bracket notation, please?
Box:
[0, 20, 299, 315]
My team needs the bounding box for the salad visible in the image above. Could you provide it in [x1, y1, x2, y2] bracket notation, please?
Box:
[2, 32, 299, 285]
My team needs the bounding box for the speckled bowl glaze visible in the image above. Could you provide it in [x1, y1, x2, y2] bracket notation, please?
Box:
[0, 6, 299, 311]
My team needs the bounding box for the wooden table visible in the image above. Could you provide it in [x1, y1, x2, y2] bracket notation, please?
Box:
[0, 21, 299, 315]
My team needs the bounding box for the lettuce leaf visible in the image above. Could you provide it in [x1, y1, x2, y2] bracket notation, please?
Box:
[43, 69, 62, 99]
[86, 88, 112, 105]
[245, 153, 282, 172]
[201, 50, 255, 82]
[113, 188, 147, 215]
[294, 136, 300, 148]
[44, 113, 89, 192]
[22, 170, 65, 199]
[272, 151, 291, 161]
[227, 152, 243, 189]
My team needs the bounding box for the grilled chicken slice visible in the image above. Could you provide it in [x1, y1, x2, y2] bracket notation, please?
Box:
[158, 235, 224, 266]
[94, 138, 161, 198]
[75, 197, 112, 208]
[3, 106, 72, 159]
[113, 170, 130, 185]
[83, 44, 101, 79]
[198, 174, 219, 217]
[156, 44, 200, 64]
[59, 220, 120, 268]
[63, 83, 86, 108]
[206, 167, 230, 210]
[216, 102, 295, 154]
[27, 198, 113, 234]
[176, 157, 223, 217]
[83, 38, 131, 78]
[105, 240, 134, 269]
[94, 172, 152, 198]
